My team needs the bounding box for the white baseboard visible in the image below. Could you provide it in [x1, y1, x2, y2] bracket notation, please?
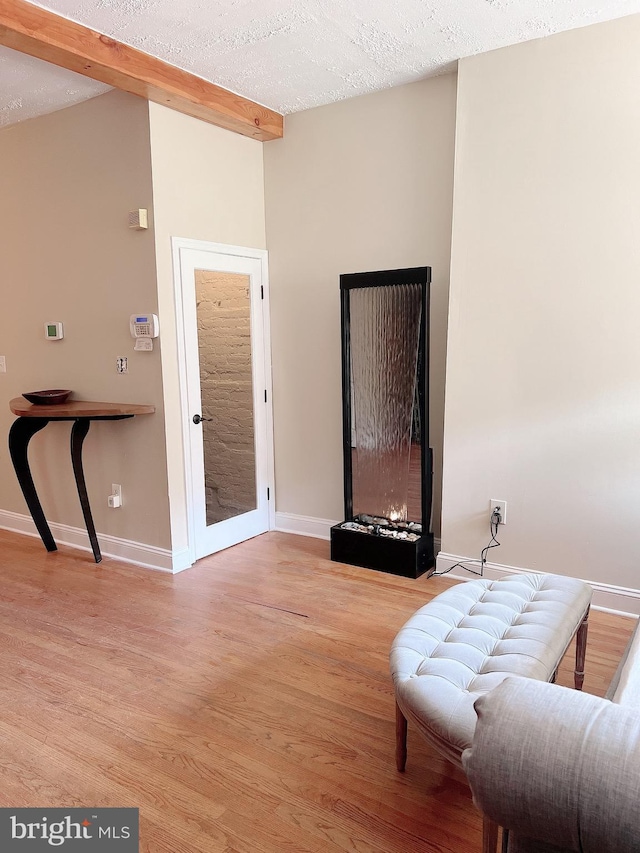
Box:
[275, 512, 339, 540]
[0, 509, 189, 573]
[274, 512, 442, 553]
[171, 548, 195, 573]
[437, 552, 640, 618]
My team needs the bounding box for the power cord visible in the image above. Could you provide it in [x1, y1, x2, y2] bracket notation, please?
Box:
[435, 507, 502, 577]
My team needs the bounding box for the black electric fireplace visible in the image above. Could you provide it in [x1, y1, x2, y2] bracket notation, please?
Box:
[330, 267, 435, 579]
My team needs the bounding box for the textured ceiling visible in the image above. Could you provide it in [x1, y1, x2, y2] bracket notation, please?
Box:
[0, 47, 109, 128]
[1, 0, 640, 127]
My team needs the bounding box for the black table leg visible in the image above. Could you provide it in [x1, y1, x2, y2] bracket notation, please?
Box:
[8, 416, 57, 552]
[70, 418, 102, 563]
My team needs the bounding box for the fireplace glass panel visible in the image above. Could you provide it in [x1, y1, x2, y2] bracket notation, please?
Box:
[349, 283, 422, 523]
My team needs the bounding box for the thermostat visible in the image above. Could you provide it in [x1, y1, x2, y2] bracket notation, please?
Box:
[44, 322, 64, 340]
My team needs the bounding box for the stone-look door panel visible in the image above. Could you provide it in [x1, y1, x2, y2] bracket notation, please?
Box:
[195, 270, 257, 525]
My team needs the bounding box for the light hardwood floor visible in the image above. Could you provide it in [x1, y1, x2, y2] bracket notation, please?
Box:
[0, 529, 634, 852]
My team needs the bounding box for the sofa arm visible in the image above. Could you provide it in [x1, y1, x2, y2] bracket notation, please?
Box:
[462, 677, 640, 853]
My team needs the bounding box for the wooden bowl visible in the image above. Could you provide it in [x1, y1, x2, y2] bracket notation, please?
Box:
[22, 389, 72, 405]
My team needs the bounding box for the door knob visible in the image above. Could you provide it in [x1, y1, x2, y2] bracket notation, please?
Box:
[192, 414, 212, 424]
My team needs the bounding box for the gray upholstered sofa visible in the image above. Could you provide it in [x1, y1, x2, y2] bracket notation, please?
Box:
[463, 618, 640, 853]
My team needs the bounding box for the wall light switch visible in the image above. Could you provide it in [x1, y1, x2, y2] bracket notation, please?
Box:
[0, 356, 5, 373]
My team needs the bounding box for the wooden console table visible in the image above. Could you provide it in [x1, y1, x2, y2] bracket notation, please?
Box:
[9, 398, 155, 563]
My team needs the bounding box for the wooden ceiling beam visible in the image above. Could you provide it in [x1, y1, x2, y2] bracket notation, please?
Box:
[0, 0, 283, 141]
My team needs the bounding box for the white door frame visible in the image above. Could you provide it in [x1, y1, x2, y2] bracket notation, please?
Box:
[171, 236, 275, 566]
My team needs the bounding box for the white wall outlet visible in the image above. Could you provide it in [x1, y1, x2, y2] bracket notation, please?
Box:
[0, 356, 6, 373]
[111, 484, 122, 500]
[490, 499, 507, 525]
[116, 357, 128, 374]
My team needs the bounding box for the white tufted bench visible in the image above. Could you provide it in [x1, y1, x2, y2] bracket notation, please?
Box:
[389, 574, 592, 771]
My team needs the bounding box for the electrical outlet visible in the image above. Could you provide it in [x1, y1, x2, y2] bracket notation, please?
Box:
[111, 484, 122, 507]
[490, 499, 507, 525]
[0, 356, 5, 373]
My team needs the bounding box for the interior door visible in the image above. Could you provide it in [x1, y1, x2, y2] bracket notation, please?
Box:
[177, 242, 273, 560]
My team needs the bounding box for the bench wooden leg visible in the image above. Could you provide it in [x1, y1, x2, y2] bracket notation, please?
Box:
[575, 607, 589, 690]
[483, 816, 499, 853]
[395, 701, 407, 771]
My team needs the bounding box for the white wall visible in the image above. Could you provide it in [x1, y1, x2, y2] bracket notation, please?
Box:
[442, 15, 640, 602]
[148, 103, 266, 565]
[0, 91, 170, 554]
[264, 75, 457, 536]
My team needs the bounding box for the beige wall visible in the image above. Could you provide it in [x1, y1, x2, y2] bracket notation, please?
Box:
[148, 103, 266, 557]
[0, 91, 170, 549]
[442, 15, 640, 590]
[264, 75, 457, 534]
